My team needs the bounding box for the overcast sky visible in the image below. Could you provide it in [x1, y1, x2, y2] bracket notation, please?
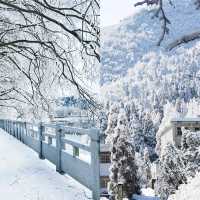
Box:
[101, 0, 139, 27]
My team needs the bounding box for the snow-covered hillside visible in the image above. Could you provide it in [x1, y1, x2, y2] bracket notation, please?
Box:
[101, 0, 200, 86]
[169, 173, 200, 200]
[101, 2, 200, 198]
[100, 0, 200, 130]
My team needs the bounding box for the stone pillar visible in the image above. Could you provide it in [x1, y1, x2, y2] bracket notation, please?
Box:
[38, 122, 45, 159]
[90, 128, 100, 200]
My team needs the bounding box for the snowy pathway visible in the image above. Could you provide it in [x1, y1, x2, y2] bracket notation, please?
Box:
[0, 129, 91, 200]
[132, 188, 160, 200]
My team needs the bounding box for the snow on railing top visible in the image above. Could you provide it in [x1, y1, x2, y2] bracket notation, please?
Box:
[171, 117, 200, 122]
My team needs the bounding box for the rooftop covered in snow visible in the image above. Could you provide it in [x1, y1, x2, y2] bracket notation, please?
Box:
[171, 118, 200, 123]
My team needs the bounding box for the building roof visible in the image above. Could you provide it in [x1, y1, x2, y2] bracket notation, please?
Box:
[159, 117, 200, 137]
[171, 117, 200, 123]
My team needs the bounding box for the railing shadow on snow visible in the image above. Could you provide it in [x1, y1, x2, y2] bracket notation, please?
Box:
[0, 119, 100, 200]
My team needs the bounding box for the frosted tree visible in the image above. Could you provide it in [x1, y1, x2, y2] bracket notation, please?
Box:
[135, 153, 147, 188]
[142, 113, 157, 154]
[129, 103, 143, 152]
[99, 110, 108, 132]
[0, 0, 100, 120]
[124, 101, 132, 123]
[105, 103, 120, 144]
[99, 101, 110, 124]
[181, 129, 200, 177]
[108, 110, 140, 200]
[152, 94, 164, 124]
[186, 98, 200, 118]
[136, 149, 151, 188]
[129, 103, 157, 158]
[143, 147, 152, 186]
[157, 143, 187, 200]
[98, 107, 108, 143]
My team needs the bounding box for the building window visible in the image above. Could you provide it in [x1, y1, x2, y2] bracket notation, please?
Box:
[100, 152, 111, 163]
[100, 176, 109, 188]
[177, 127, 182, 136]
[177, 145, 182, 149]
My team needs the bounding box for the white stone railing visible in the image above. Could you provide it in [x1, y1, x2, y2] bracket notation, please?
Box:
[0, 119, 100, 200]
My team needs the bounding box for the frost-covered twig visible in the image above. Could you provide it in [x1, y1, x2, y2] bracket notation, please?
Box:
[0, 0, 100, 119]
[135, 0, 171, 46]
[168, 31, 200, 50]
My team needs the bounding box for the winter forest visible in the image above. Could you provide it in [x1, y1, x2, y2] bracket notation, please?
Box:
[1, 0, 200, 200]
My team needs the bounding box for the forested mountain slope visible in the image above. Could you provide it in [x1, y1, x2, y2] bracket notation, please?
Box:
[101, 0, 200, 86]
[100, 0, 200, 159]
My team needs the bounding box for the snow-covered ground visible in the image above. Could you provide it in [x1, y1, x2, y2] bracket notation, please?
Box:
[0, 129, 91, 200]
[133, 188, 159, 200]
[169, 173, 200, 200]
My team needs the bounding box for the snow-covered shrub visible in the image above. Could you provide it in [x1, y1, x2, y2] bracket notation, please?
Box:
[108, 110, 140, 200]
[185, 131, 200, 148]
[181, 129, 200, 177]
[157, 143, 187, 200]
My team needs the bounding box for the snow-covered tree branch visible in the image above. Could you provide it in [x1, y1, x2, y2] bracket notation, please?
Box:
[0, 0, 100, 120]
[134, 0, 200, 49]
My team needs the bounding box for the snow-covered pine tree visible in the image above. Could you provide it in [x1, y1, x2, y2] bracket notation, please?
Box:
[153, 93, 164, 123]
[143, 147, 152, 187]
[142, 113, 157, 155]
[124, 101, 132, 123]
[135, 150, 151, 189]
[129, 103, 157, 158]
[99, 110, 108, 132]
[105, 103, 120, 144]
[98, 108, 108, 143]
[129, 103, 144, 153]
[181, 129, 200, 177]
[135, 153, 146, 189]
[108, 110, 140, 200]
[157, 143, 187, 200]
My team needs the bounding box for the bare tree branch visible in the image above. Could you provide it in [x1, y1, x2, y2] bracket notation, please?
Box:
[168, 31, 200, 50]
[135, 0, 171, 46]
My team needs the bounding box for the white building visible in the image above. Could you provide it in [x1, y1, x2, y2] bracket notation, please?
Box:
[150, 117, 200, 190]
[159, 117, 200, 156]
